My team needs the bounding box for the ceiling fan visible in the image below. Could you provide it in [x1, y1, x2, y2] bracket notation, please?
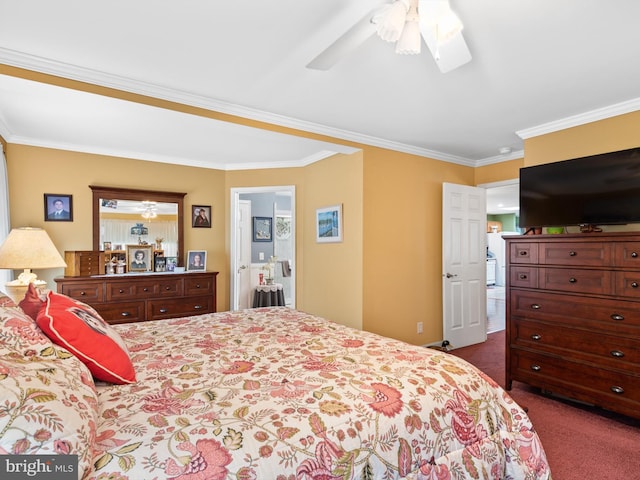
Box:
[307, 0, 471, 73]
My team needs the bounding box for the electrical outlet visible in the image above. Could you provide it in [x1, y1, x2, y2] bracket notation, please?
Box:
[259, 252, 264, 260]
[417, 322, 423, 334]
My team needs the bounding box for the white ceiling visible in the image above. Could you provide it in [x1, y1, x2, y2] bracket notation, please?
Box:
[0, 0, 639, 171]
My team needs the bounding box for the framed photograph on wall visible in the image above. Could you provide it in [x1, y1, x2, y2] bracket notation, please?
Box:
[316, 204, 343, 243]
[253, 216, 272, 242]
[187, 250, 207, 271]
[126, 245, 153, 272]
[192, 205, 211, 228]
[44, 193, 73, 222]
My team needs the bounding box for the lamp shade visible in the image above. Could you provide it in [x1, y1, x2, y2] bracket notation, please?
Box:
[0, 227, 67, 270]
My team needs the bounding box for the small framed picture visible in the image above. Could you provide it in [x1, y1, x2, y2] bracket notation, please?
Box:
[165, 256, 178, 272]
[187, 250, 207, 271]
[103, 241, 112, 251]
[253, 216, 272, 242]
[192, 205, 211, 228]
[44, 193, 73, 222]
[154, 256, 166, 272]
[126, 245, 153, 272]
[316, 204, 343, 243]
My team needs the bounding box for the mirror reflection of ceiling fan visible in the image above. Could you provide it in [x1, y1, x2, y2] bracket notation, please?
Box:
[307, 0, 471, 73]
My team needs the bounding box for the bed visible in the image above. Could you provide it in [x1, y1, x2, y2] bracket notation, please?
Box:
[0, 291, 552, 479]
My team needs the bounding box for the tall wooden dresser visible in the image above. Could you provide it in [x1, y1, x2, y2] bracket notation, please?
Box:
[505, 232, 640, 419]
[55, 271, 218, 325]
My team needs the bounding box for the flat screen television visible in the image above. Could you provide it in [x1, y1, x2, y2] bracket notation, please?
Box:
[519, 147, 640, 228]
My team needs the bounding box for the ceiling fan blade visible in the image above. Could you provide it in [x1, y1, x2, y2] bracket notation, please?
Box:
[306, 10, 377, 70]
[418, 0, 471, 73]
[420, 27, 472, 73]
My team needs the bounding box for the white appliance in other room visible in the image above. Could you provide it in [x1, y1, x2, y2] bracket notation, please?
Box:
[487, 231, 520, 286]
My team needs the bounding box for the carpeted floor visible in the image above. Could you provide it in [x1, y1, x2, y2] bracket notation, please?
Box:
[451, 331, 640, 480]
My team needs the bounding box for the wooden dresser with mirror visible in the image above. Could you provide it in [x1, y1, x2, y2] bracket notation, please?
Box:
[55, 186, 218, 324]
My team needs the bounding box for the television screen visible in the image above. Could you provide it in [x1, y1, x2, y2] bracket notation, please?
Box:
[519, 147, 640, 228]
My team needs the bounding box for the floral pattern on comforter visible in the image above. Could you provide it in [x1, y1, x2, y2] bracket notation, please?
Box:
[89, 308, 551, 480]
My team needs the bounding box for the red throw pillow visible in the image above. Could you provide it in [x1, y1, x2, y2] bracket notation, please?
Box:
[37, 291, 136, 384]
[18, 283, 45, 320]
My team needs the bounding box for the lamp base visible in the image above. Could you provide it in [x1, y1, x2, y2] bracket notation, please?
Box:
[4, 280, 46, 303]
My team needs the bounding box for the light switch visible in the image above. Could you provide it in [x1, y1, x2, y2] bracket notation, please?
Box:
[259, 252, 264, 260]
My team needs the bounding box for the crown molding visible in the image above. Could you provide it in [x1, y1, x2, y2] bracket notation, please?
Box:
[517, 98, 640, 140]
[0, 48, 475, 166]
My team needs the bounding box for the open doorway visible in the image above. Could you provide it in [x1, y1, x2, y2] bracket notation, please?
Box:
[230, 186, 296, 310]
[483, 179, 520, 333]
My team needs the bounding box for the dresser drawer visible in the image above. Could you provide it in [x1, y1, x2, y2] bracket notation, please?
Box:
[614, 242, 640, 268]
[509, 242, 538, 264]
[58, 282, 104, 303]
[510, 290, 640, 334]
[107, 280, 167, 299]
[614, 271, 640, 298]
[539, 242, 611, 267]
[147, 295, 213, 320]
[538, 267, 612, 295]
[509, 266, 538, 288]
[185, 275, 214, 295]
[511, 318, 640, 370]
[156, 277, 183, 297]
[510, 349, 640, 410]
[94, 301, 145, 324]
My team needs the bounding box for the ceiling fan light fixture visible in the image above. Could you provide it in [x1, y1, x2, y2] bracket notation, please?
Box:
[395, 20, 421, 54]
[372, 0, 411, 42]
[434, 8, 463, 44]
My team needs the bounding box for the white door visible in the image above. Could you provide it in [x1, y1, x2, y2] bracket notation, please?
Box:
[442, 182, 487, 348]
[237, 200, 252, 309]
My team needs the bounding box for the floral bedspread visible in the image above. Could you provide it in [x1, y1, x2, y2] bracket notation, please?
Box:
[89, 307, 551, 479]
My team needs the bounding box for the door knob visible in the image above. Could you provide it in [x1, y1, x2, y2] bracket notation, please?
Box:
[445, 273, 458, 278]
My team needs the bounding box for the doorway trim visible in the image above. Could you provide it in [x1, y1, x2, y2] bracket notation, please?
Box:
[230, 185, 296, 310]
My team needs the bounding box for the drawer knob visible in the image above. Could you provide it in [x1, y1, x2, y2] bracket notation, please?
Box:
[611, 313, 624, 321]
[165, 286, 171, 290]
[632, 252, 638, 258]
[194, 305, 203, 309]
[531, 334, 542, 341]
[119, 289, 124, 294]
[610, 350, 625, 358]
[159, 308, 168, 313]
[569, 251, 577, 256]
[568, 277, 577, 283]
[632, 282, 639, 288]
[143, 287, 149, 292]
[530, 364, 541, 372]
[518, 274, 528, 280]
[610, 386, 625, 395]
[121, 312, 131, 317]
[531, 303, 541, 310]
[80, 291, 86, 296]
[195, 284, 201, 288]
[519, 251, 528, 256]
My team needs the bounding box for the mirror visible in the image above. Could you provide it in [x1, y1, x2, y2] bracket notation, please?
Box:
[90, 186, 186, 266]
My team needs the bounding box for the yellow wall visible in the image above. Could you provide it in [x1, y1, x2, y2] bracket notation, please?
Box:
[524, 111, 640, 166]
[5, 144, 228, 310]
[362, 148, 475, 344]
[475, 158, 523, 185]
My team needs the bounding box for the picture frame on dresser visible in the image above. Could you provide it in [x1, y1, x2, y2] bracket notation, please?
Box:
[187, 250, 206, 271]
[126, 245, 153, 272]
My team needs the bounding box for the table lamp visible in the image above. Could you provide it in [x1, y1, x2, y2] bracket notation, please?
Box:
[0, 227, 67, 302]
